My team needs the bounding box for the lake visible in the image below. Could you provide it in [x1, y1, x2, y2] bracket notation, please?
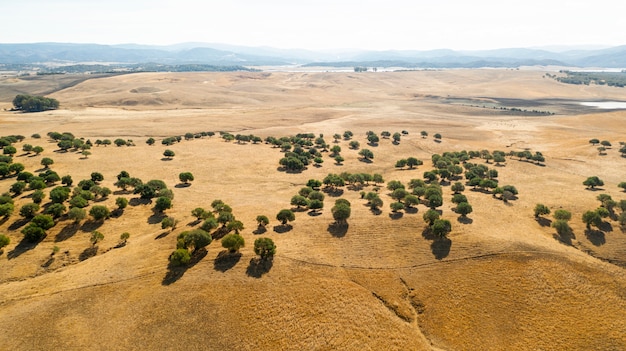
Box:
[580, 101, 626, 109]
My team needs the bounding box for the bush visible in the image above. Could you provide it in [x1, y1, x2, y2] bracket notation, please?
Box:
[169, 248, 191, 266]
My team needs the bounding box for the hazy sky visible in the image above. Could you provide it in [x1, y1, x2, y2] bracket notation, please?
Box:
[2, 0, 624, 50]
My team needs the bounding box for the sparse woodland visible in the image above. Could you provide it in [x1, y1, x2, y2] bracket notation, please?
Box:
[1, 70, 626, 351]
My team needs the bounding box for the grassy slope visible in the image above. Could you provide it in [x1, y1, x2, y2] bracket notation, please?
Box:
[0, 70, 625, 350]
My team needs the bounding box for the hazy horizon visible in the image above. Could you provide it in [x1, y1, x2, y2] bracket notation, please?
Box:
[2, 0, 624, 52]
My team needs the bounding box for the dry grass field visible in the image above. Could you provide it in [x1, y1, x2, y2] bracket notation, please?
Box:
[0, 69, 625, 350]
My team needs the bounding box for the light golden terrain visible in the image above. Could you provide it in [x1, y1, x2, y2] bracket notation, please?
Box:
[0, 70, 625, 350]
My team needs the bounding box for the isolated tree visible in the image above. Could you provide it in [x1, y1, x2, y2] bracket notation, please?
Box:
[10, 181, 26, 196]
[583, 176, 604, 189]
[90, 172, 103, 184]
[154, 196, 172, 213]
[32, 146, 44, 155]
[146, 137, 155, 146]
[226, 220, 245, 234]
[390, 201, 405, 213]
[68, 207, 86, 223]
[0, 234, 10, 252]
[221, 233, 245, 253]
[334, 155, 344, 165]
[395, 159, 408, 169]
[21, 224, 47, 242]
[40, 157, 54, 169]
[179, 229, 212, 253]
[200, 217, 219, 232]
[61, 175, 73, 187]
[163, 149, 175, 159]
[534, 204, 551, 218]
[90, 231, 104, 247]
[421, 131, 428, 138]
[332, 200, 351, 223]
[290, 195, 310, 210]
[276, 209, 295, 225]
[359, 148, 374, 161]
[20, 203, 40, 218]
[116, 197, 128, 210]
[434, 133, 442, 141]
[392, 132, 401, 143]
[44, 203, 66, 218]
[254, 237, 276, 260]
[451, 182, 465, 194]
[387, 180, 405, 191]
[582, 210, 602, 229]
[3, 145, 17, 156]
[119, 232, 130, 245]
[252, 215, 269, 229]
[406, 157, 422, 169]
[161, 217, 177, 231]
[456, 202, 473, 217]
[431, 219, 452, 238]
[423, 209, 440, 226]
[169, 248, 191, 266]
[191, 207, 209, 220]
[349, 140, 360, 149]
[618, 182, 626, 191]
[451, 193, 468, 204]
[179, 172, 194, 184]
[89, 205, 110, 221]
[553, 209, 572, 223]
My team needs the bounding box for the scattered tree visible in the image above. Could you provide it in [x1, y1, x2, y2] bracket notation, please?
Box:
[221, 233, 245, 253]
[276, 209, 295, 225]
[534, 204, 551, 218]
[583, 176, 604, 189]
[89, 205, 110, 221]
[254, 237, 276, 260]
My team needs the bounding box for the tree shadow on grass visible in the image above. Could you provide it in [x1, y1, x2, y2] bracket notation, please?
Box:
[55, 223, 79, 242]
[553, 232, 575, 246]
[405, 207, 418, 214]
[327, 222, 348, 238]
[422, 227, 435, 240]
[129, 198, 151, 207]
[147, 213, 165, 225]
[323, 188, 344, 197]
[187, 219, 201, 227]
[80, 220, 103, 233]
[8, 218, 29, 231]
[155, 231, 170, 240]
[535, 217, 552, 227]
[370, 207, 382, 216]
[431, 237, 451, 260]
[273, 224, 293, 233]
[457, 216, 473, 224]
[162, 248, 207, 286]
[79, 246, 98, 261]
[41, 256, 55, 268]
[389, 212, 403, 220]
[585, 229, 606, 246]
[253, 226, 267, 235]
[7, 237, 40, 260]
[246, 257, 273, 278]
[213, 250, 242, 272]
[307, 210, 322, 217]
[174, 183, 191, 189]
[598, 221, 613, 233]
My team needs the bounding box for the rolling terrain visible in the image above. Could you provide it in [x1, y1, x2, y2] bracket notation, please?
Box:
[0, 69, 625, 350]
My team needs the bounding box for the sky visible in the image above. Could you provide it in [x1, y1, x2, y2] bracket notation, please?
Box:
[2, 0, 624, 51]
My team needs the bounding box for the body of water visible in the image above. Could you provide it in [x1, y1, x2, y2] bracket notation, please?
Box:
[580, 101, 626, 109]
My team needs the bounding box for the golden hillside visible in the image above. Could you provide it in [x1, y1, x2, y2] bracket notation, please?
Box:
[0, 70, 625, 350]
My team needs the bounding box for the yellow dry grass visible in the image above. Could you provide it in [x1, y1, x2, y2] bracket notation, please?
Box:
[0, 69, 625, 350]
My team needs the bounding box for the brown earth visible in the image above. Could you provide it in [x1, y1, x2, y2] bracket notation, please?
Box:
[0, 69, 625, 350]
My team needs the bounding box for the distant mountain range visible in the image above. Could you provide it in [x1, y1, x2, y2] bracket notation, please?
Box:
[0, 42, 625, 69]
